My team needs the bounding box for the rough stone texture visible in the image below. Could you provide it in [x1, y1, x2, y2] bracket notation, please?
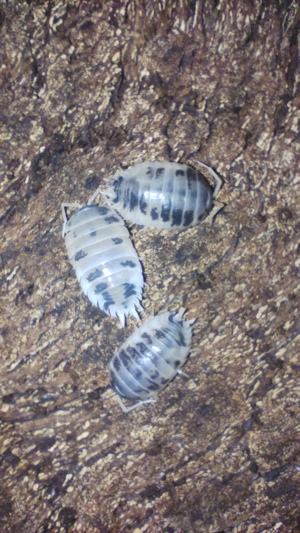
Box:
[0, 1, 299, 532]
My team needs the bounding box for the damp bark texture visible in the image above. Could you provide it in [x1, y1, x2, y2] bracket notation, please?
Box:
[0, 1, 299, 532]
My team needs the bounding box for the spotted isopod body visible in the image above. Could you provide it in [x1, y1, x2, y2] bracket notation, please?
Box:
[62, 203, 143, 326]
[89, 161, 223, 229]
[110, 308, 194, 412]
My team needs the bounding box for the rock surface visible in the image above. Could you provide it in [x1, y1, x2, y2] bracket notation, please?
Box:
[0, 1, 299, 532]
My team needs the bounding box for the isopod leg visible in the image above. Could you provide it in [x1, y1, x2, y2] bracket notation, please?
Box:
[115, 394, 156, 413]
[177, 369, 189, 379]
[61, 202, 82, 237]
[196, 160, 223, 198]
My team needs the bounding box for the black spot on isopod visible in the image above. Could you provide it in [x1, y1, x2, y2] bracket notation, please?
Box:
[90, 230, 97, 237]
[102, 291, 115, 310]
[186, 167, 197, 182]
[183, 210, 194, 226]
[104, 215, 120, 224]
[147, 382, 160, 391]
[173, 360, 181, 368]
[74, 250, 88, 261]
[113, 357, 121, 371]
[134, 368, 143, 379]
[129, 190, 139, 211]
[149, 353, 159, 367]
[155, 167, 165, 178]
[112, 238, 123, 244]
[97, 205, 110, 215]
[149, 370, 159, 379]
[86, 268, 103, 281]
[161, 199, 171, 222]
[171, 208, 183, 226]
[122, 186, 130, 208]
[123, 283, 136, 298]
[120, 260, 136, 268]
[112, 177, 123, 202]
[188, 178, 198, 201]
[146, 166, 154, 177]
[176, 331, 186, 347]
[154, 329, 167, 340]
[176, 169, 185, 177]
[141, 332, 152, 344]
[136, 342, 148, 355]
[143, 349, 160, 369]
[160, 377, 169, 385]
[119, 349, 131, 369]
[94, 282, 108, 294]
[127, 345, 141, 360]
[139, 193, 148, 214]
[150, 207, 159, 220]
[131, 384, 148, 395]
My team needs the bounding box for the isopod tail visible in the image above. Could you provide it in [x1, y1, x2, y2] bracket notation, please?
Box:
[117, 312, 126, 327]
[129, 308, 140, 321]
[116, 306, 140, 326]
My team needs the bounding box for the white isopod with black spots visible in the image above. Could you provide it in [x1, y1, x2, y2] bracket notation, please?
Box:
[90, 161, 223, 229]
[110, 308, 194, 412]
[62, 203, 143, 326]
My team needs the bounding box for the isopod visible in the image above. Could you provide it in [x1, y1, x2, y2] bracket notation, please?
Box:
[110, 308, 194, 412]
[62, 203, 143, 326]
[89, 161, 223, 229]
